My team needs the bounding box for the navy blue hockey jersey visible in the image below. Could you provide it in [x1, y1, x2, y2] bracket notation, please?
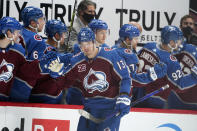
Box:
[137, 42, 197, 101]
[62, 47, 131, 109]
[0, 44, 41, 101]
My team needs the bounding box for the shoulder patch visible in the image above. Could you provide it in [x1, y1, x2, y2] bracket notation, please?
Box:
[34, 34, 42, 41]
[124, 49, 132, 54]
[104, 47, 113, 51]
[44, 46, 56, 54]
[170, 55, 177, 61]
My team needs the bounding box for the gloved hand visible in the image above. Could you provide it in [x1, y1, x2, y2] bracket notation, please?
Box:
[39, 51, 58, 73]
[115, 94, 131, 118]
[191, 64, 197, 79]
[48, 57, 65, 78]
[148, 62, 167, 81]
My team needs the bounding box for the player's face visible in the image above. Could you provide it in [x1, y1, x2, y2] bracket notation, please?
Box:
[37, 17, 46, 32]
[169, 40, 178, 51]
[6, 30, 21, 43]
[95, 29, 108, 44]
[80, 41, 94, 56]
[12, 30, 21, 44]
[60, 32, 67, 44]
[131, 37, 139, 50]
[176, 39, 183, 49]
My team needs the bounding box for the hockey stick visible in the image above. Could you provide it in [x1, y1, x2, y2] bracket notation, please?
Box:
[65, 0, 78, 51]
[79, 84, 169, 123]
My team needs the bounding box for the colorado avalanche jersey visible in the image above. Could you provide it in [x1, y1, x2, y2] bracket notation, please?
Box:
[0, 44, 41, 101]
[137, 42, 197, 101]
[66, 43, 109, 105]
[113, 45, 157, 87]
[17, 28, 67, 104]
[168, 43, 197, 109]
[21, 28, 47, 60]
[62, 47, 131, 109]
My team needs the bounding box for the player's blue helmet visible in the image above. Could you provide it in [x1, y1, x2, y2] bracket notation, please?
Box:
[0, 17, 22, 35]
[78, 27, 95, 43]
[21, 6, 44, 27]
[176, 27, 183, 41]
[161, 25, 180, 44]
[88, 19, 108, 32]
[45, 20, 67, 38]
[119, 24, 140, 40]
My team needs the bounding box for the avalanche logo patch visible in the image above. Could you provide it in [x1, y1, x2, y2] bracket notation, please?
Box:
[44, 46, 56, 54]
[0, 59, 14, 83]
[34, 34, 42, 41]
[83, 68, 109, 93]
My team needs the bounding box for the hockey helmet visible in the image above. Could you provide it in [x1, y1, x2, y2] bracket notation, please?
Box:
[161, 25, 180, 44]
[45, 19, 67, 37]
[88, 19, 108, 32]
[78, 27, 95, 43]
[0, 17, 22, 35]
[119, 24, 140, 40]
[21, 6, 44, 27]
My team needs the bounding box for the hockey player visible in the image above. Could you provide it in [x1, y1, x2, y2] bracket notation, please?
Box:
[112, 24, 167, 104]
[73, 19, 109, 55]
[13, 6, 70, 104]
[88, 19, 109, 47]
[0, 17, 47, 102]
[20, 6, 46, 60]
[136, 25, 197, 108]
[66, 19, 110, 105]
[168, 41, 197, 110]
[28, 19, 72, 104]
[45, 27, 132, 131]
[45, 19, 68, 50]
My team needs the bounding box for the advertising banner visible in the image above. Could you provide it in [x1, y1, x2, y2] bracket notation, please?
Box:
[0, 0, 189, 46]
[0, 103, 197, 131]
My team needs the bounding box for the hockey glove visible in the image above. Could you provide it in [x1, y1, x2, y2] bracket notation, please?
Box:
[191, 64, 197, 79]
[148, 62, 167, 81]
[48, 57, 65, 78]
[39, 51, 58, 73]
[115, 94, 131, 118]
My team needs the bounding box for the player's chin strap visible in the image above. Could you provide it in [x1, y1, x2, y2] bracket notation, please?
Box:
[52, 36, 61, 49]
[29, 24, 39, 33]
[95, 40, 102, 47]
[4, 34, 14, 45]
[79, 84, 169, 123]
[168, 43, 177, 53]
[120, 38, 133, 50]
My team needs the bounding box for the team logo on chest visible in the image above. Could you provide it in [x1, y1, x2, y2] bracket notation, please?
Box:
[0, 59, 14, 83]
[83, 68, 109, 93]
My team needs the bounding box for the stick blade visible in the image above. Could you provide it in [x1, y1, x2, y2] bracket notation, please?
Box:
[78, 109, 103, 123]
